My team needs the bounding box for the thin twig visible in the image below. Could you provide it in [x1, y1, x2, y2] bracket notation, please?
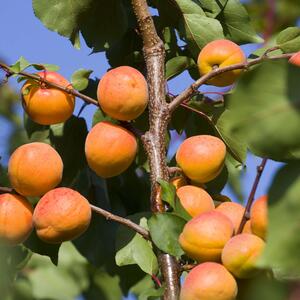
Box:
[237, 158, 268, 234]
[181, 263, 197, 272]
[168, 167, 182, 175]
[0, 186, 14, 194]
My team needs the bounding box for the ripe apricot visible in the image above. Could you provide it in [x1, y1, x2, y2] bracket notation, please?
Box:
[0, 193, 33, 245]
[216, 202, 245, 234]
[33, 187, 91, 243]
[176, 135, 226, 183]
[180, 262, 238, 300]
[8, 142, 63, 197]
[242, 220, 252, 234]
[198, 39, 246, 87]
[176, 185, 215, 217]
[97, 66, 148, 121]
[222, 233, 265, 279]
[85, 121, 137, 178]
[179, 211, 233, 262]
[250, 195, 268, 240]
[22, 71, 75, 125]
[289, 52, 300, 67]
[170, 176, 187, 190]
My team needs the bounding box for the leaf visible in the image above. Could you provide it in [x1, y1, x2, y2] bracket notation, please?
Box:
[92, 108, 117, 126]
[148, 213, 186, 257]
[31, 63, 60, 71]
[157, 179, 176, 208]
[258, 163, 300, 279]
[165, 56, 196, 80]
[226, 60, 300, 161]
[276, 27, 300, 53]
[174, 0, 205, 15]
[139, 285, 165, 300]
[10, 56, 31, 73]
[115, 218, 158, 275]
[218, 0, 264, 44]
[198, 0, 228, 18]
[32, 0, 128, 52]
[71, 69, 93, 91]
[24, 114, 50, 143]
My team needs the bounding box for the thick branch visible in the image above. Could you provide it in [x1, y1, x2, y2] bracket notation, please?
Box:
[237, 158, 268, 234]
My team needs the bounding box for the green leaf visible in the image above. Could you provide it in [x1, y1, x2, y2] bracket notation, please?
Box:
[116, 218, 158, 275]
[198, 0, 228, 18]
[148, 213, 186, 257]
[227, 60, 300, 161]
[139, 285, 165, 300]
[71, 69, 93, 91]
[258, 163, 300, 279]
[218, 0, 264, 44]
[157, 179, 176, 208]
[174, 0, 205, 15]
[24, 114, 50, 143]
[10, 56, 31, 73]
[31, 63, 60, 72]
[32, 0, 128, 52]
[276, 27, 300, 53]
[92, 108, 117, 126]
[165, 56, 196, 80]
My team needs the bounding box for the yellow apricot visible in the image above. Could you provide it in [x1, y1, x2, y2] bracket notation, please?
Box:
[250, 195, 268, 240]
[180, 262, 238, 300]
[179, 211, 234, 262]
[176, 185, 215, 217]
[242, 220, 252, 234]
[97, 66, 148, 121]
[198, 39, 246, 87]
[176, 135, 226, 183]
[8, 142, 63, 197]
[22, 71, 75, 125]
[33, 187, 91, 244]
[0, 193, 33, 245]
[85, 121, 137, 178]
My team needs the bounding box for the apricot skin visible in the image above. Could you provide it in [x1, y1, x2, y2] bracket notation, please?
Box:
[289, 52, 300, 67]
[33, 187, 91, 244]
[176, 135, 226, 183]
[250, 195, 268, 240]
[222, 233, 265, 279]
[180, 262, 238, 300]
[179, 211, 234, 262]
[97, 66, 148, 121]
[8, 142, 63, 197]
[0, 193, 33, 245]
[242, 220, 252, 234]
[22, 71, 75, 125]
[176, 185, 215, 217]
[85, 121, 137, 178]
[216, 202, 245, 234]
[198, 39, 246, 87]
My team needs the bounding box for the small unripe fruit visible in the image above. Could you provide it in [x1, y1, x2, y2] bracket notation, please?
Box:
[216, 202, 245, 234]
[289, 52, 300, 67]
[0, 193, 33, 245]
[170, 176, 187, 190]
[97, 66, 148, 121]
[85, 121, 137, 178]
[198, 39, 246, 87]
[22, 71, 75, 125]
[179, 211, 234, 262]
[8, 142, 63, 197]
[222, 233, 265, 279]
[250, 195, 268, 240]
[242, 220, 252, 234]
[176, 135, 226, 183]
[176, 185, 215, 217]
[180, 262, 238, 300]
[33, 187, 91, 244]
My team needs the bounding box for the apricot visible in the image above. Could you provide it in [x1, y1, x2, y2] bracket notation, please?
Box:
[22, 71, 75, 125]
[179, 211, 233, 262]
[8, 142, 63, 197]
[33, 187, 91, 243]
[97, 66, 148, 121]
[250, 195, 268, 240]
[176, 185, 215, 217]
[0, 193, 33, 245]
[176, 135, 226, 183]
[242, 220, 252, 234]
[198, 39, 246, 87]
[216, 202, 245, 234]
[289, 52, 300, 67]
[85, 121, 137, 178]
[222, 233, 265, 279]
[170, 176, 187, 190]
[180, 262, 238, 300]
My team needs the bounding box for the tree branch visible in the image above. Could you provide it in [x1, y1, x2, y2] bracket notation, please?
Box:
[237, 158, 268, 234]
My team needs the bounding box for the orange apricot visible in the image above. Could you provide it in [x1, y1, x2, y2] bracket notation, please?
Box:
[222, 233, 265, 279]
[176, 185, 215, 217]
[8, 142, 63, 197]
[97, 66, 148, 121]
[180, 262, 238, 300]
[33, 187, 91, 244]
[179, 211, 234, 262]
[170, 176, 187, 190]
[176, 135, 226, 183]
[289, 52, 300, 67]
[250, 195, 268, 240]
[85, 121, 137, 178]
[197, 39, 246, 87]
[242, 220, 252, 234]
[22, 71, 75, 125]
[0, 193, 33, 245]
[216, 202, 245, 234]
